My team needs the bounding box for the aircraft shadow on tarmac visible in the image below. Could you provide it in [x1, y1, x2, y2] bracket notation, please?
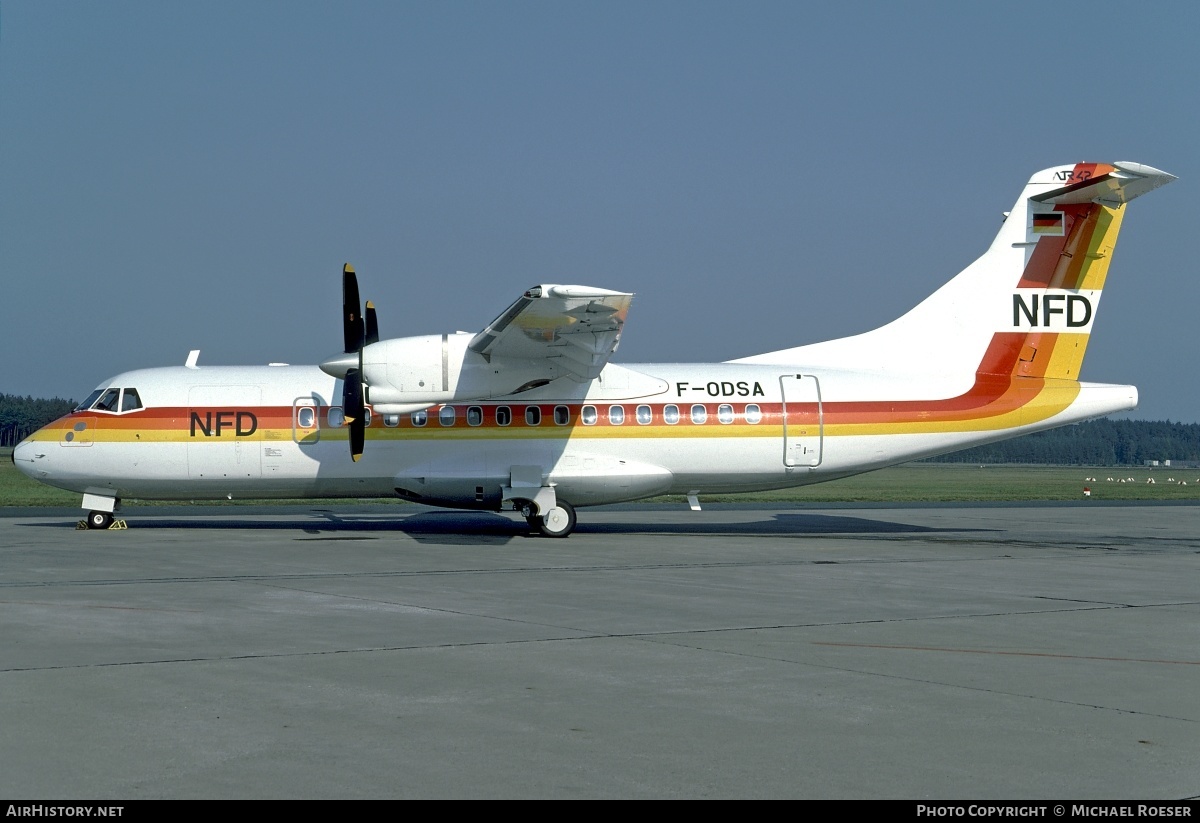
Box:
[21, 509, 994, 543]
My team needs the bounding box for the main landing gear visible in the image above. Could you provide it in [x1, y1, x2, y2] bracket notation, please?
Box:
[521, 499, 577, 538]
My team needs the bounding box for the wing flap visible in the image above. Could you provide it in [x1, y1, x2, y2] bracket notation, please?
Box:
[469, 285, 633, 381]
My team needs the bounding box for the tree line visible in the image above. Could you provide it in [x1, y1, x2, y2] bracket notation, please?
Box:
[0, 394, 77, 447]
[922, 418, 1200, 465]
[2, 393, 1198, 465]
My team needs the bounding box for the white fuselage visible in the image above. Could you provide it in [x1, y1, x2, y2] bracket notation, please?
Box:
[13, 359, 1134, 510]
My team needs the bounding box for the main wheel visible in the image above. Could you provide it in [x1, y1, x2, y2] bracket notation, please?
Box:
[534, 500, 576, 538]
[87, 510, 114, 530]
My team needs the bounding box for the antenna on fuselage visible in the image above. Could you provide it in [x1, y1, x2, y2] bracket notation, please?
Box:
[185, 350, 201, 369]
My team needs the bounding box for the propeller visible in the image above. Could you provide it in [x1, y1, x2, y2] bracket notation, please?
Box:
[341, 264, 371, 462]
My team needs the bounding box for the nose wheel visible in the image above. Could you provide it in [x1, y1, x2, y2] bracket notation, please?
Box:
[524, 500, 577, 537]
[86, 511, 114, 530]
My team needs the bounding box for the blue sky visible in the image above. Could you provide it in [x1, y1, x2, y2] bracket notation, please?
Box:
[2, 2, 1197, 421]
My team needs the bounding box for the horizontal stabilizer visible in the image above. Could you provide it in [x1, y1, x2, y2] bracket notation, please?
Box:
[1031, 162, 1176, 206]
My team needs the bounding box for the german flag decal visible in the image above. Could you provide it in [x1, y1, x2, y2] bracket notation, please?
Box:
[1031, 212, 1064, 236]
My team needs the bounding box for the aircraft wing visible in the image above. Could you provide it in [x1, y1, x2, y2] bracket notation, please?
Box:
[468, 285, 633, 381]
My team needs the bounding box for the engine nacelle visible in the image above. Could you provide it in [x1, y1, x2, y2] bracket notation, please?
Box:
[331, 333, 576, 407]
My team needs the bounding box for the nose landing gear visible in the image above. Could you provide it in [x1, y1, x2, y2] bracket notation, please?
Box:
[78, 511, 127, 530]
[87, 510, 114, 530]
[79, 493, 124, 530]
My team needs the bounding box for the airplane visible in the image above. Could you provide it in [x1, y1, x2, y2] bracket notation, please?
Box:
[12, 161, 1175, 537]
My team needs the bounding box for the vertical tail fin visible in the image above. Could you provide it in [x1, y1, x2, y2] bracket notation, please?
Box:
[1006, 162, 1174, 382]
[733, 162, 1175, 382]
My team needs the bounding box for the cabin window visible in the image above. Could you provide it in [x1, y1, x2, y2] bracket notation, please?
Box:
[744, 404, 762, 424]
[467, 406, 483, 426]
[439, 405, 456, 426]
[690, 404, 708, 424]
[636, 405, 653, 425]
[663, 404, 680, 425]
[554, 405, 570, 425]
[297, 407, 316, 428]
[411, 410, 428, 427]
[717, 404, 734, 424]
[120, 388, 143, 412]
[496, 406, 511, 426]
[328, 407, 345, 428]
[525, 406, 542, 426]
[608, 405, 625, 425]
[94, 388, 121, 412]
[581, 405, 598, 425]
[383, 413, 400, 427]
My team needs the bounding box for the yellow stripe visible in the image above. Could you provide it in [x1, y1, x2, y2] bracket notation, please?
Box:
[1077, 205, 1123, 291]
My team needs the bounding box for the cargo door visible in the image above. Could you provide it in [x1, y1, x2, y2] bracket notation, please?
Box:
[780, 374, 822, 467]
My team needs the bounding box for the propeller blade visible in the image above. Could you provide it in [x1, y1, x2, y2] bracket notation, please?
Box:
[349, 417, 365, 462]
[343, 367, 366, 462]
[342, 264, 365, 354]
[364, 301, 379, 346]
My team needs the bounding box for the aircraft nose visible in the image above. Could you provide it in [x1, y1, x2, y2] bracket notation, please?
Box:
[11, 438, 46, 479]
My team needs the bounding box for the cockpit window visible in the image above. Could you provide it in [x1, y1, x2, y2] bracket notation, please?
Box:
[74, 389, 104, 412]
[78, 387, 143, 413]
[120, 388, 143, 412]
[93, 388, 121, 412]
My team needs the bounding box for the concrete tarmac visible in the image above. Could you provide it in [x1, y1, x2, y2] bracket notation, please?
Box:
[1, 503, 1197, 799]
